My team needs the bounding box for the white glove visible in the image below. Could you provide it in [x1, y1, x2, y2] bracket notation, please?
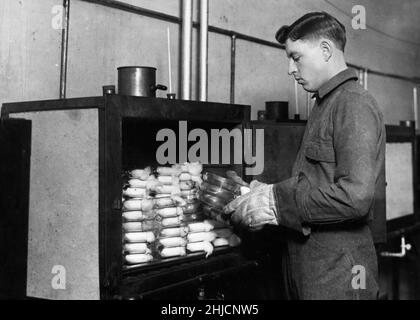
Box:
[223, 180, 278, 231]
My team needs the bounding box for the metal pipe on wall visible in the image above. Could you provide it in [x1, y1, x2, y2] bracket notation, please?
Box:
[414, 86, 418, 131]
[230, 35, 236, 104]
[306, 92, 312, 119]
[363, 69, 368, 90]
[181, 0, 193, 100]
[59, 0, 70, 99]
[199, 0, 209, 102]
[358, 69, 364, 87]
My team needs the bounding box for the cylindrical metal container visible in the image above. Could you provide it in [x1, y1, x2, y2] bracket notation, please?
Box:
[400, 120, 415, 128]
[117, 66, 167, 97]
[265, 101, 289, 122]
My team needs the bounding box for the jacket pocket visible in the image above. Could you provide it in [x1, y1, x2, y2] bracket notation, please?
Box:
[304, 139, 336, 163]
[297, 234, 357, 299]
[297, 232, 379, 299]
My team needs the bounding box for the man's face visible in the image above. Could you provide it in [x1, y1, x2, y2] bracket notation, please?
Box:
[285, 38, 328, 92]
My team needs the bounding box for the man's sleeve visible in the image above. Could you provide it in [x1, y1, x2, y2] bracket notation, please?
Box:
[272, 92, 384, 234]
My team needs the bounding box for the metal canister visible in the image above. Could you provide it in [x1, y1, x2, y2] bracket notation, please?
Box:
[265, 101, 289, 121]
[117, 66, 167, 97]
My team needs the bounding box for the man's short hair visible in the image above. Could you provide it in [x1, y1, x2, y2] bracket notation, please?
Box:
[275, 12, 346, 51]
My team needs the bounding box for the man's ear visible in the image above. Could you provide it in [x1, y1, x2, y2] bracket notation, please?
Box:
[320, 39, 333, 62]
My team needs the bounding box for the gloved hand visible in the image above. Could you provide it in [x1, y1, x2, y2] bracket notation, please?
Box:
[223, 180, 278, 231]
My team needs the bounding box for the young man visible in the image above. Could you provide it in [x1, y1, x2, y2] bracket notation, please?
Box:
[224, 12, 385, 300]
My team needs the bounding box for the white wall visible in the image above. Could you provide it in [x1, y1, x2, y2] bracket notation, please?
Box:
[0, 0, 62, 103]
[1, 0, 419, 123]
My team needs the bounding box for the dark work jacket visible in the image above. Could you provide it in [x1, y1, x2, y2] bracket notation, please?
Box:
[272, 68, 386, 299]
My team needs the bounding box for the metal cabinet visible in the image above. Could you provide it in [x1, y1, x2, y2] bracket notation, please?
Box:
[2, 95, 290, 300]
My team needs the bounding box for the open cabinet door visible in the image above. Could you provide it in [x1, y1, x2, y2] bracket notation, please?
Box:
[0, 118, 31, 299]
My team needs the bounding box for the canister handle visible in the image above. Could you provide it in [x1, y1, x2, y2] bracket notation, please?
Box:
[151, 84, 168, 92]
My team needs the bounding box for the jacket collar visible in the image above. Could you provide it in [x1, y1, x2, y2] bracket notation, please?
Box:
[314, 68, 358, 100]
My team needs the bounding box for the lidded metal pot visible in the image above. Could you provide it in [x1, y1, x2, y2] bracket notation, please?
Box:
[265, 101, 289, 121]
[117, 66, 167, 97]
